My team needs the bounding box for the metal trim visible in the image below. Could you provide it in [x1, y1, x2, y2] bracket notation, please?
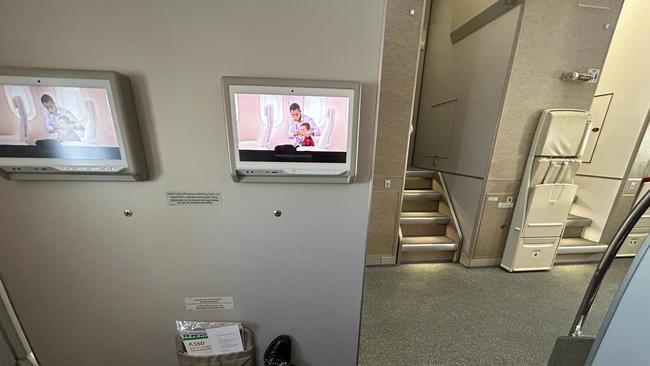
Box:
[437, 171, 464, 262]
[569, 189, 650, 336]
[557, 245, 608, 255]
[450, 0, 524, 44]
[396, 226, 404, 264]
[0, 277, 35, 364]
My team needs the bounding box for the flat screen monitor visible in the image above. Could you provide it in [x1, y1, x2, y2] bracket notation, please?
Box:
[0, 68, 147, 181]
[223, 77, 360, 183]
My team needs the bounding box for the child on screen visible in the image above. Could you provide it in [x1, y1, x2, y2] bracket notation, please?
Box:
[287, 102, 319, 146]
[298, 122, 315, 147]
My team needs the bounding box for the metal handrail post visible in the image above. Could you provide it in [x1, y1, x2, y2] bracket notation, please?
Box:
[569, 189, 650, 336]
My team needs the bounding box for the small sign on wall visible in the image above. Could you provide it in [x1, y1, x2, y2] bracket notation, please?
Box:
[486, 194, 516, 209]
[167, 192, 221, 206]
[185, 296, 234, 311]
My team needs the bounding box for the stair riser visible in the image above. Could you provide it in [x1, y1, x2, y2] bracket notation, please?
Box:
[401, 243, 458, 252]
[565, 220, 592, 228]
[401, 224, 447, 237]
[400, 217, 450, 225]
[402, 192, 442, 201]
[562, 226, 584, 238]
[404, 177, 432, 190]
[400, 251, 455, 263]
[405, 170, 435, 178]
[401, 200, 439, 212]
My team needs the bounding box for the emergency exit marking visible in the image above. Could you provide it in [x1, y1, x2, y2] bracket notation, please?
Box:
[185, 296, 234, 311]
[167, 192, 221, 206]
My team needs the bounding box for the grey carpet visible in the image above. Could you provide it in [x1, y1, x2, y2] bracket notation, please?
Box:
[359, 259, 632, 366]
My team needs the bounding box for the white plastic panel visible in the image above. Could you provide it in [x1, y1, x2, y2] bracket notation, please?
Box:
[524, 184, 577, 237]
[583, 93, 612, 163]
[617, 233, 646, 257]
[635, 215, 650, 230]
[512, 237, 560, 271]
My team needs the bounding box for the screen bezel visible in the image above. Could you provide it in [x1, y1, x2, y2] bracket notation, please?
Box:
[0, 74, 129, 169]
[223, 77, 360, 179]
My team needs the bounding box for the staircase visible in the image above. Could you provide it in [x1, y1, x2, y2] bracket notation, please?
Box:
[555, 213, 608, 264]
[398, 170, 461, 263]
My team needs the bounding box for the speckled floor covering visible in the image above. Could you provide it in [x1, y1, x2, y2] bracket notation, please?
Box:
[359, 259, 633, 366]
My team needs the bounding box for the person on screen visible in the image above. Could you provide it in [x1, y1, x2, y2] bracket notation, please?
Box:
[299, 122, 315, 147]
[40, 94, 84, 142]
[287, 103, 320, 146]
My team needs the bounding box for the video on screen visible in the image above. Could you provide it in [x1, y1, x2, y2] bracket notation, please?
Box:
[0, 85, 121, 160]
[235, 93, 349, 163]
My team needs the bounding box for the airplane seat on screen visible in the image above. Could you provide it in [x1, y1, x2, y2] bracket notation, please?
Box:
[317, 107, 335, 149]
[0, 95, 29, 145]
[83, 100, 97, 144]
[57, 89, 98, 147]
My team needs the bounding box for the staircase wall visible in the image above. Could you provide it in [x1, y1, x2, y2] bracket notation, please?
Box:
[467, 0, 624, 266]
[409, 0, 523, 265]
[576, 0, 650, 245]
[366, 0, 428, 265]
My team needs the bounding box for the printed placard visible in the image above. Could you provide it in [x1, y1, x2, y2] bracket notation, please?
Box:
[167, 192, 221, 206]
[185, 296, 234, 311]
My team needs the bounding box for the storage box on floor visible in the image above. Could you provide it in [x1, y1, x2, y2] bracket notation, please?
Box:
[175, 321, 255, 366]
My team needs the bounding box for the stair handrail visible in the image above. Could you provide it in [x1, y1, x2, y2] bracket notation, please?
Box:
[436, 171, 463, 261]
[569, 188, 650, 337]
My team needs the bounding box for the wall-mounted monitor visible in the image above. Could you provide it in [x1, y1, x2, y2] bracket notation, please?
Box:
[0, 68, 148, 181]
[222, 77, 360, 183]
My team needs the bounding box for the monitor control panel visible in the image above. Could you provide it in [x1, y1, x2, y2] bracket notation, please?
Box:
[236, 169, 348, 176]
[2, 166, 126, 173]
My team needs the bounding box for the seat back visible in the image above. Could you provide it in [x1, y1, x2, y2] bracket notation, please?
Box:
[535, 110, 591, 158]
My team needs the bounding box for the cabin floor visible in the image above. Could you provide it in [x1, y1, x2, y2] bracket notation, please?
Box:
[359, 259, 632, 366]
